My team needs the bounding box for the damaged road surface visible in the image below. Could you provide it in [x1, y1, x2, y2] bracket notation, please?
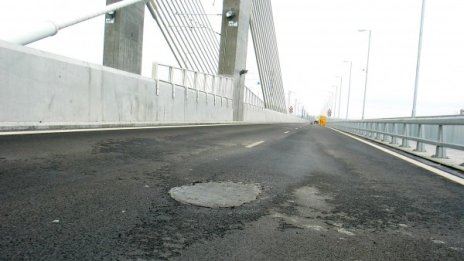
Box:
[0, 124, 463, 260]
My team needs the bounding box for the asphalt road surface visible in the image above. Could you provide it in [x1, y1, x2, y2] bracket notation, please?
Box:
[1, 123, 463, 260]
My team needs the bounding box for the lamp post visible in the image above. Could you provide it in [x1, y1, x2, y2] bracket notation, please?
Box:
[326, 91, 335, 117]
[332, 85, 338, 118]
[336, 76, 343, 118]
[344, 61, 353, 119]
[287, 90, 295, 113]
[412, 0, 426, 117]
[327, 92, 332, 116]
[358, 29, 372, 120]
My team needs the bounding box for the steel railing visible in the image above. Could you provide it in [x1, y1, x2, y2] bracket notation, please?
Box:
[152, 63, 234, 103]
[327, 116, 464, 165]
[243, 86, 265, 109]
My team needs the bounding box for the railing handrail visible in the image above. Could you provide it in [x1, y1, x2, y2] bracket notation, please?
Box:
[328, 116, 464, 165]
[243, 86, 265, 108]
[337, 125, 464, 151]
[155, 63, 231, 79]
[332, 116, 464, 126]
[152, 63, 234, 100]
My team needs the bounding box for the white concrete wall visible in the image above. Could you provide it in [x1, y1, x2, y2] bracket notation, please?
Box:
[0, 41, 234, 130]
[0, 41, 306, 131]
[243, 104, 307, 123]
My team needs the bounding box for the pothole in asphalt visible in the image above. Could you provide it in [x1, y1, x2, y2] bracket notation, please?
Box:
[169, 181, 261, 208]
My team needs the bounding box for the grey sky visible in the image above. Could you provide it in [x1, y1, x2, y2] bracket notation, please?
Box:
[0, 0, 463, 118]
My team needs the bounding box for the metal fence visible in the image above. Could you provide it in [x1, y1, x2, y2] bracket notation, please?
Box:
[327, 116, 464, 165]
[243, 86, 265, 109]
[152, 63, 234, 100]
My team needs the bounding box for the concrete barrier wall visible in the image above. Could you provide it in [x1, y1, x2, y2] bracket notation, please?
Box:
[0, 41, 234, 130]
[243, 104, 307, 123]
[0, 41, 306, 131]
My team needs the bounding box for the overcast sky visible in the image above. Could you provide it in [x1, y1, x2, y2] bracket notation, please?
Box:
[0, 0, 463, 118]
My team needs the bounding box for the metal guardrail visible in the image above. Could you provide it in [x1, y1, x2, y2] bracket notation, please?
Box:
[243, 86, 265, 109]
[152, 63, 234, 102]
[327, 116, 464, 164]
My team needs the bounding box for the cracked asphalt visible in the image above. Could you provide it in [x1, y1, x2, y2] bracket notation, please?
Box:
[0, 123, 463, 260]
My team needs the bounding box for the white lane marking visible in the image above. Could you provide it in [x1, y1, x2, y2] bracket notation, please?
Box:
[295, 128, 299, 130]
[245, 141, 265, 148]
[0, 123, 244, 136]
[337, 228, 355, 236]
[284, 131, 290, 134]
[330, 128, 464, 186]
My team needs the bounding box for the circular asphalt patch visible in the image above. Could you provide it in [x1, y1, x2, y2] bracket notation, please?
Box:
[169, 181, 261, 208]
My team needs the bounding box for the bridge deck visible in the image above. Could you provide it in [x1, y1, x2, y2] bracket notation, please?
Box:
[1, 124, 463, 259]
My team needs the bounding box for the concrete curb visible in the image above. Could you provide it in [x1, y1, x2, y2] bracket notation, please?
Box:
[0, 121, 309, 136]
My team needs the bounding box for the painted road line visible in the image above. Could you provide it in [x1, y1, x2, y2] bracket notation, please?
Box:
[330, 128, 464, 186]
[245, 141, 265, 148]
[295, 128, 299, 130]
[284, 131, 290, 134]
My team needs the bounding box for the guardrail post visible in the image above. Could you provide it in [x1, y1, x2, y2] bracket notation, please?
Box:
[414, 124, 426, 152]
[400, 123, 409, 148]
[229, 78, 233, 99]
[194, 72, 199, 103]
[433, 124, 447, 158]
[224, 78, 229, 99]
[182, 69, 188, 99]
[227, 79, 231, 98]
[219, 76, 223, 106]
[212, 76, 216, 106]
[152, 63, 160, 96]
[169, 66, 175, 99]
[203, 74, 208, 92]
[204, 75, 208, 105]
[375, 123, 380, 140]
[369, 123, 374, 138]
[382, 123, 389, 142]
[390, 123, 398, 145]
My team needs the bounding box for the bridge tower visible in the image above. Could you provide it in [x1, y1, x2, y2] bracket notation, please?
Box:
[103, 0, 145, 74]
[218, 0, 252, 121]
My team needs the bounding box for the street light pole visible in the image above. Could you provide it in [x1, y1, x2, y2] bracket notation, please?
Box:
[332, 85, 338, 118]
[336, 76, 343, 118]
[287, 90, 292, 112]
[344, 61, 353, 119]
[412, 0, 426, 117]
[326, 91, 335, 117]
[359, 29, 372, 120]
